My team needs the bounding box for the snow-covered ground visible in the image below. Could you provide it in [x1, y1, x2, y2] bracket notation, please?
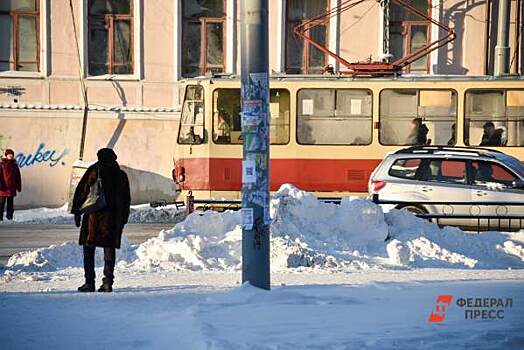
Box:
[1, 185, 523, 349]
[1, 272, 523, 349]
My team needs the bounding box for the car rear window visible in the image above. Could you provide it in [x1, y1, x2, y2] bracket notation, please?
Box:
[389, 158, 422, 179]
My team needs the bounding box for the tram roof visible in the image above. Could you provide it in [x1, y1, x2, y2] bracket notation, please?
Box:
[181, 73, 524, 83]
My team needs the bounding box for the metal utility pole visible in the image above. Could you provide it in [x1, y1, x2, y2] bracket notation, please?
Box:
[494, 0, 510, 76]
[240, 0, 271, 290]
[69, 0, 89, 159]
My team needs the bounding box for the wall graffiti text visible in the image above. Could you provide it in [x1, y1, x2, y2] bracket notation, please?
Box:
[16, 143, 69, 168]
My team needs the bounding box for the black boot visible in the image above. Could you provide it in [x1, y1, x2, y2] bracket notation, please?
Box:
[97, 283, 112, 293]
[78, 282, 95, 292]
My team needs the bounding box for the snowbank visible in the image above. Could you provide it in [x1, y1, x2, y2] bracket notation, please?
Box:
[6, 203, 185, 225]
[3, 185, 524, 276]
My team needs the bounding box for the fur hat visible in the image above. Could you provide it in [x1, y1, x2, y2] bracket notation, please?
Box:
[97, 148, 117, 161]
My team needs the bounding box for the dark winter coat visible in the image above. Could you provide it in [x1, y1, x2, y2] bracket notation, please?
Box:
[0, 158, 22, 197]
[71, 160, 131, 249]
[416, 124, 429, 145]
[480, 129, 503, 146]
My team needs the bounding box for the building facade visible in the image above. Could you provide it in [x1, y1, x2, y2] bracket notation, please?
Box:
[0, 0, 522, 207]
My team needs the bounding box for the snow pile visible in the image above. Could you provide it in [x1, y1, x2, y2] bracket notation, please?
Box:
[5, 236, 136, 274]
[11, 204, 73, 225]
[126, 185, 390, 272]
[131, 211, 243, 271]
[4, 184, 524, 275]
[384, 210, 524, 269]
[8, 204, 185, 225]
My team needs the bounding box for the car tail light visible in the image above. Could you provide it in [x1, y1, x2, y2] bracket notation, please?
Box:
[372, 180, 386, 192]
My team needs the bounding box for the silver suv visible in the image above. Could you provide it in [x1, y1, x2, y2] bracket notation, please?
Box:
[369, 146, 524, 230]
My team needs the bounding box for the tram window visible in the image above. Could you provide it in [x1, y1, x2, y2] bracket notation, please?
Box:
[177, 85, 205, 145]
[379, 89, 457, 146]
[212, 88, 290, 145]
[297, 89, 372, 145]
[465, 90, 524, 147]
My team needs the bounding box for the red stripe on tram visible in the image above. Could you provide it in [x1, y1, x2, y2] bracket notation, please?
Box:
[178, 158, 382, 193]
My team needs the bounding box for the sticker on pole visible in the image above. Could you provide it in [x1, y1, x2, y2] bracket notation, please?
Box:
[243, 160, 257, 183]
[242, 208, 254, 230]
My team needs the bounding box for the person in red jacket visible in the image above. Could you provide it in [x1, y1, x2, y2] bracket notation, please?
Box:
[0, 149, 22, 221]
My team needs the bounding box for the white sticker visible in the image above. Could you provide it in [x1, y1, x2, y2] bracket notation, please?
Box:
[243, 113, 261, 127]
[270, 102, 280, 119]
[302, 99, 314, 115]
[350, 99, 362, 115]
[242, 208, 254, 230]
[243, 160, 256, 183]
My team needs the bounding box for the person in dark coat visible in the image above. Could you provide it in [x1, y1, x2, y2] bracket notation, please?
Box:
[480, 122, 503, 146]
[71, 148, 130, 292]
[0, 149, 22, 221]
[407, 118, 429, 145]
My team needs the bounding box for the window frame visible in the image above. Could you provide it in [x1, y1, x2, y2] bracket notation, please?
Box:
[463, 88, 524, 148]
[86, 0, 134, 77]
[0, 0, 40, 73]
[181, 0, 227, 77]
[418, 158, 468, 185]
[211, 87, 291, 145]
[467, 159, 519, 188]
[387, 157, 423, 180]
[378, 88, 458, 146]
[389, 0, 432, 73]
[285, 0, 330, 74]
[177, 84, 206, 145]
[296, 87, 373, 146]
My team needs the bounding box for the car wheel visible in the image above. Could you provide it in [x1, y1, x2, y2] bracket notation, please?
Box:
[398, 205, 428, 216]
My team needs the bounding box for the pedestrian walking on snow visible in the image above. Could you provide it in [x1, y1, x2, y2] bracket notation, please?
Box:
[0, 149, 22, 221]
[71, 148, 131, 293]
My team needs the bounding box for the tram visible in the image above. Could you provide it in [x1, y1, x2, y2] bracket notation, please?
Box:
[172, 75, 524, 201]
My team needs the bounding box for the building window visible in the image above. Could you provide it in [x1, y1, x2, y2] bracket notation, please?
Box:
[0, 0, 40, 72]
[297, 89, 372, 145]
[390, 0, 430, 73]
[465, 90, 524, 147]
[88, 0, 133, 75]
[379, 89, 457, 146]
[286, 0, 328, 74]
[182, 0, 226, 77]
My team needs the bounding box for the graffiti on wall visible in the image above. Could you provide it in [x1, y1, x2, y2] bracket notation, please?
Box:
[16, 143, 69, 168]
[1, 132, 69, 168]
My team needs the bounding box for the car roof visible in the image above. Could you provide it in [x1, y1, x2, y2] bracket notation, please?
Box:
[393, 146, 502, 159]
[390, 146, 524, 177]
